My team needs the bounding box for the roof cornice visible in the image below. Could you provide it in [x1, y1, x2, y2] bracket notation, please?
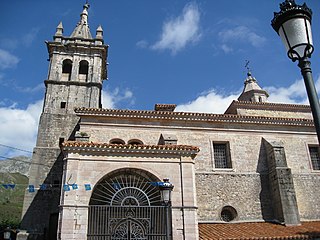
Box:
[62, 141, 200, 156]
[226, 100, 311, 113]
[74, 107, 314, 127]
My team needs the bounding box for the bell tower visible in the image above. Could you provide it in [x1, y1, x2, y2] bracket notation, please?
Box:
[44, 3, 108, 114]
[20, 3, 108, 239]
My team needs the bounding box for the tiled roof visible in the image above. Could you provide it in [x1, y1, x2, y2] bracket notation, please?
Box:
[62, 141, 200, 156]
[74, 107, 313, 127]
[225, 100, 311, 114]
[199, 222, 320, 240]
[154, 104, 176, 112]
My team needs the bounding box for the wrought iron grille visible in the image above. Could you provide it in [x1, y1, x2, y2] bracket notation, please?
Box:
[213, 143, 231, 168]
[88, 169, 169, 239]
[309, 146, 320, 170]
[88, 206, 168, 240]
[89, 170, 161, 206]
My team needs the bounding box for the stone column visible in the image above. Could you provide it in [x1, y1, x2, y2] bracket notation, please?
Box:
[263, 138, 300, 226]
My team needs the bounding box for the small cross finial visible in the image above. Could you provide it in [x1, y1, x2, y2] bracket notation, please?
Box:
[245, 60, 251, 76]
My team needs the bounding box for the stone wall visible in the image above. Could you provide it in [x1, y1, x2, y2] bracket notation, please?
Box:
[237, 108, 313, 119]
[293, 174, 320, 220]
[196, 173, 273, 222]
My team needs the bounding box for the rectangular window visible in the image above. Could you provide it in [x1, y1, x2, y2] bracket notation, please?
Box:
[59, 137, 64, 146]
[60, 102, 66, 109]
[309, 146, 320, 170]
[213, 142, 232, 169]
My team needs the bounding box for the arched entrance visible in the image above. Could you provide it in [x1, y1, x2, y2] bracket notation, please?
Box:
[87, 168, 169, 239]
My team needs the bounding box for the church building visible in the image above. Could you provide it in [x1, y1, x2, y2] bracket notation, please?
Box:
[20, 3, 320, 240]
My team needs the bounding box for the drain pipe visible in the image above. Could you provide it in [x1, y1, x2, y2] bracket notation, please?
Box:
[179, 155, 186, 240]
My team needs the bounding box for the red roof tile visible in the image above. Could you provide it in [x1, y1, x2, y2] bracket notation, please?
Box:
[73, 107, 313, 127]
[225, 100, 311, 114]
[62, 141, 200, 156]
[199, 222, 320, 240]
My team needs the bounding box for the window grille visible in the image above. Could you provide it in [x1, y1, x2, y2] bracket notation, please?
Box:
[309, 146, 320, 170]
[213, 143, 231, 168]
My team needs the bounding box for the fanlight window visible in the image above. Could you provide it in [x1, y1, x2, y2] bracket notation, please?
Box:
[89, 169, 161, 206]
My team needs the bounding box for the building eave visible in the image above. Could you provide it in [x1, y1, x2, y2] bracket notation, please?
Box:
[62, 141, 200, 156]
[225, 100, 311, 114]
[74, 107, 314, 127]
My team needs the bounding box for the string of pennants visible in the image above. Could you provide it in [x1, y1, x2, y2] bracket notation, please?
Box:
[1, 183, 92, 192]
[1, 181, 168, 193]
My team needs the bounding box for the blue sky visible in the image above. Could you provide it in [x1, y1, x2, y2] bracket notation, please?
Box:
[0, 0, 320, 157]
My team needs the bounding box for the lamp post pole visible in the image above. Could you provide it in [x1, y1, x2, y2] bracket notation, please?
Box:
[298, 58, 320, 143]
[159, 178, 174, 240]
[272, 0, 320, 145]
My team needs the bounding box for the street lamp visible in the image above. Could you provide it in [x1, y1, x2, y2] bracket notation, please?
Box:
[159, 178, 174, 240]
[159, 178, 174, 205]
[3, 226, 11, 240]
[271, 0, 320, 144]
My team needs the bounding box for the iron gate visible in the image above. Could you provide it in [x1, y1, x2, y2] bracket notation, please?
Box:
[87, 205, 168, 240]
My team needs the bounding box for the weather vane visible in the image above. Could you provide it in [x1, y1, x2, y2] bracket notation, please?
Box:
[245, 60, 251, 75]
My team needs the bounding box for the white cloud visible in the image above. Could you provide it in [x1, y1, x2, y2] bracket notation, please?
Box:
[266, 78, 313, 104]
[221, 44, 233, 54]
[0, 100, 43, 157]
[176, 76, 320, 114]
[102, 87, 134, 109]
[176, 89, 239, 113]
[22, 28, 40, 47]
[16, 83, 44, 93]
[151, 2, 201, 54]
[0, 49, 20, 69]
[218, 26, 266, 49]
[136, 40, 149, 49]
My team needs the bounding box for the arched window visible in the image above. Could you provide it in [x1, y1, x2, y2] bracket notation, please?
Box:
[89, 168, 161, 206]
[79, 60, 89, 81]
[88, 168, 168, 238]
[109, 138, 125, 145]
[128, 139, 144, 145]
[62, 59, 72, 80]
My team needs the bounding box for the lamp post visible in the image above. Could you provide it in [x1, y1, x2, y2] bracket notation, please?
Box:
[272, 0, 320, 145]
[159, 178, 174, 240]
[3, 226, 11, 240]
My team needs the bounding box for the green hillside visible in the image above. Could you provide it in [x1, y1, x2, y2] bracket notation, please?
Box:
[0, 173, 29, 227]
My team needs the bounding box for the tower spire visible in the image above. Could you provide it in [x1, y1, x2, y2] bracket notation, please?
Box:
[70, 2, 92, 39]
[238, 64, 269, 103]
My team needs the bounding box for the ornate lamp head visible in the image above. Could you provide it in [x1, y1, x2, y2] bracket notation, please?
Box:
[271, 0, 313, 61]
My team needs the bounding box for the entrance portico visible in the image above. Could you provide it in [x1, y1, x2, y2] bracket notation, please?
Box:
[58, 141, 199, 240]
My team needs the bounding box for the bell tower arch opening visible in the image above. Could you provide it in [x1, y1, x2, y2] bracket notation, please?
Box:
[79, 60, 89, 82]
[62, 59, 72, 81]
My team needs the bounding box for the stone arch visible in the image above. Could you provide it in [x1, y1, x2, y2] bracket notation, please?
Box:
[89, 168, 162, 206]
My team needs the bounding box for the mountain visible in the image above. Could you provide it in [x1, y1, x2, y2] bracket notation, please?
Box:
[0, 156, 31, 177]
[0, 156, 30, 226]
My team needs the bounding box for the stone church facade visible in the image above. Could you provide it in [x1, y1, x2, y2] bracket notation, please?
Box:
[20, 3, 320, 240]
